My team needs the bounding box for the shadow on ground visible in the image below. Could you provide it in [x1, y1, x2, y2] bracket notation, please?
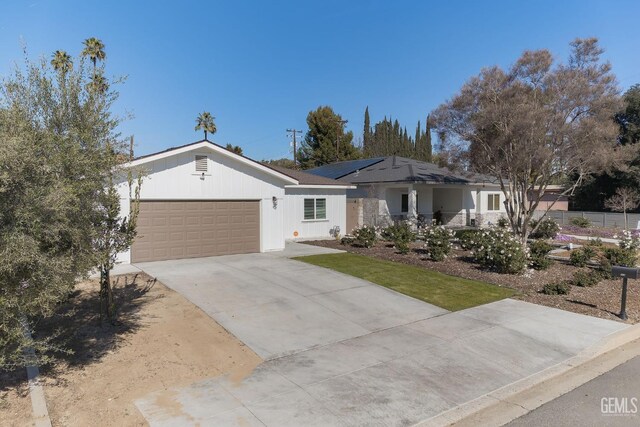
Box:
[0, 273, 158, 392]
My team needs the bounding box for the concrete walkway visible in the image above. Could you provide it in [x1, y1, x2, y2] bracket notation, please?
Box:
[133, 243, 628, 426]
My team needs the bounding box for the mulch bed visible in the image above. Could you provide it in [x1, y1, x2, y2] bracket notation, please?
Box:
[306, 239, 640, 324]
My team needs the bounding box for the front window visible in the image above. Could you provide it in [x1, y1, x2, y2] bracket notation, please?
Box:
[304, 198, 326, 220]
[487, 194, 501, 211]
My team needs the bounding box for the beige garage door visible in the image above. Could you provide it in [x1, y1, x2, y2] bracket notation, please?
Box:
[131, 200, 260, 263]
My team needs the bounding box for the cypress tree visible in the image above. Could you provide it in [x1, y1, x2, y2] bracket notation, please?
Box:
[425, 114, 433, 162]
[363, 106, 372, 156]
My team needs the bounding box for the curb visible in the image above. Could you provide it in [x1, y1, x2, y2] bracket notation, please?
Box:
[414, 322, 640, 427]
[22, 326, 53, 427]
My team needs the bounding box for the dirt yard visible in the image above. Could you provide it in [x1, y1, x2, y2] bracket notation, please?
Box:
[308, 239, 640, 324]
[0, 273, 261, 427]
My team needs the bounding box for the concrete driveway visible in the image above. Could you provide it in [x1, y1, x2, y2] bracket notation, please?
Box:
[133, 242, 628, 426]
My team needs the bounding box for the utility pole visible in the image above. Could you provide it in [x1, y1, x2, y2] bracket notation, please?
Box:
[286, 129, 303, 167]
[336, 119, 348, 161]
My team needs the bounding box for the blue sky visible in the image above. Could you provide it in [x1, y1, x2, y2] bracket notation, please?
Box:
[1, 1, 639, 160]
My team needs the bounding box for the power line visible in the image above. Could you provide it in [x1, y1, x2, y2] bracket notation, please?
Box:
[286, 129, 303, 167]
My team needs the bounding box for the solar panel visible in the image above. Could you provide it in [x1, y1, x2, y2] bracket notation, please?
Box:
[307, 157, 385, 179]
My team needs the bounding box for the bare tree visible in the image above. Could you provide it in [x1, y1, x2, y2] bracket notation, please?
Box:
[605, 187, 640, 230]
[431, 38, 635, 242]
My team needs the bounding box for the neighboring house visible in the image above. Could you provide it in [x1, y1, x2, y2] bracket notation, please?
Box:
[530, 185, 569, 211]
[308, 156, 507, 231]
[116, 140, 351, 264]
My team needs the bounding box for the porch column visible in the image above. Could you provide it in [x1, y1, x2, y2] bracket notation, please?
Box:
[475, 189, 483, 226]
[408, 184, 417, 228]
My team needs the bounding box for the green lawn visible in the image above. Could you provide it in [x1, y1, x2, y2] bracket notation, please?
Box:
[294, 253, 516, 311]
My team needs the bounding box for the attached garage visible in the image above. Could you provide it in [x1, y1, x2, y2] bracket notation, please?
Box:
[115, 140, 352, 265]
[131, 200, 260, 262]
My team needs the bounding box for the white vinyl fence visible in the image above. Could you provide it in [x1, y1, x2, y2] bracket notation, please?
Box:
[535, 210, 640, 229]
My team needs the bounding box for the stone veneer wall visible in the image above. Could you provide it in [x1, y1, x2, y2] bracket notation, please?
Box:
[475, 212, 506, 227]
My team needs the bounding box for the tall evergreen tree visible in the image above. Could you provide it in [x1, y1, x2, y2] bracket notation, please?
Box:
[425, 114, 433, 162]
[363, 106, 372, 156]
[298, 106, 359, 169]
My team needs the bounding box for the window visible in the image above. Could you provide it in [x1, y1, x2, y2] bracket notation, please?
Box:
[304, 198, 327, 220]
[487, 194, 501, 211]
[195, 155, 208, 172]
[401, 193, 418, 213]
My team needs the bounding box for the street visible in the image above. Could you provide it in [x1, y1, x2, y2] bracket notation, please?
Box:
[507, 356, 640, 427]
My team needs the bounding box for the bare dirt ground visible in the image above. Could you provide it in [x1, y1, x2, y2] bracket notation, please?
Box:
[308, 239, 640, 324]
[0, 273, 261, 427]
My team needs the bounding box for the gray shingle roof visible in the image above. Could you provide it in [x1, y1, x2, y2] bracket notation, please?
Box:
[308, 156, 498, 185]
[307, 157, 385, 179]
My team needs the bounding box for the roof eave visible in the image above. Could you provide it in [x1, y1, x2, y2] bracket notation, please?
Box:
[284, 184, 356, 189]
[124, 141, 298, 185]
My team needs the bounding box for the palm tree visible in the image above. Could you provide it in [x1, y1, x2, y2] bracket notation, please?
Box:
[195, 112, 217, 140]
[81, 38, 107, 95]
[51, 50, 73, 74]
[87, 73, 109, 94]
[81, 37, 106, 78]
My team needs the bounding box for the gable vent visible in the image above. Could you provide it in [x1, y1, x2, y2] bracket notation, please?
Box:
[195, 155, 208, 172]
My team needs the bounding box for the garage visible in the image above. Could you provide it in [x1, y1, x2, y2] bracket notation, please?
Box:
[131, 200, 260, 262]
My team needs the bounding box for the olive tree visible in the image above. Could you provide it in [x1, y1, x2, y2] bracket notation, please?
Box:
[0, 43, 130, 368]
[432, 38, 632, 242]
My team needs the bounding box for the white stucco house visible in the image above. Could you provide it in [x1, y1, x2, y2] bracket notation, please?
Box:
[308, 156, 507, 232]
[116, 140, 352, 263]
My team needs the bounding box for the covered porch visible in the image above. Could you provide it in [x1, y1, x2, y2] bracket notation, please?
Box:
[359, 183, 504, 228]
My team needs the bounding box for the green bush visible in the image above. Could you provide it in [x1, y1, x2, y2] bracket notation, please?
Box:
[586, 238, 604, 248]
[571, 270, 600, 287]
[497, 217, 509, 229]
[382, 222, 415, 254]
[340, 236, 355, 246]
[570, 216, 591, 228]
[530, 217, 560, 239]
[529, 240, 553, 270]
[599, 247, 638, 277]
[569, 246, 596, 267]
[466, 228, 527, 274]
[456, 229, 481, 246]
[352, 225, 377, 248]
[542, 282, 571, 295]
[423, 226, 454, 261]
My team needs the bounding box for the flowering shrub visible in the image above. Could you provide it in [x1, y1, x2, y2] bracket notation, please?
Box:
[466, 228, 527, 274]
[423, 226, 454, 261]
[528, 240, 553, 270]
[617, 230, 640, 251]
[530, 217, 560, 240]
[496, 217, 509, 229]
[352, 225, 377, 248]
[382, 222, 415, 254]
[559, 225, 619, 239]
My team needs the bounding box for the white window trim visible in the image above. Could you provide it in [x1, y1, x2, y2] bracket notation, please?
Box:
[487, 193, 501, 211]
[303, 198, 327, 221]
